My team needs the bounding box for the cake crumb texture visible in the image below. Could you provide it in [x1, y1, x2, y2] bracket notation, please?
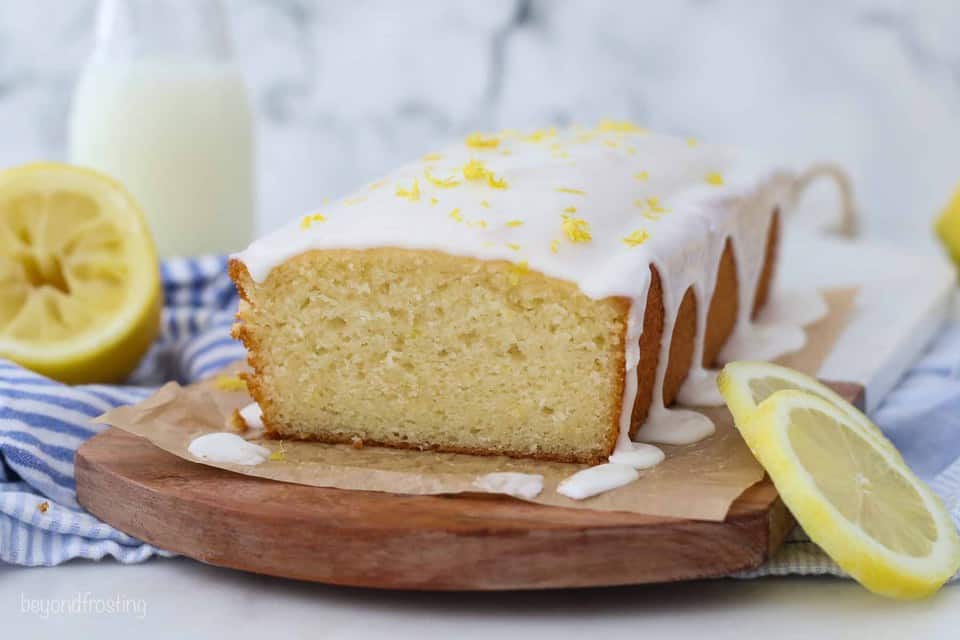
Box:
[231, 249, 628, 464]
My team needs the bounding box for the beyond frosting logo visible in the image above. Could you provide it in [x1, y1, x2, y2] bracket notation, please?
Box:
[19, 592, 147, 619]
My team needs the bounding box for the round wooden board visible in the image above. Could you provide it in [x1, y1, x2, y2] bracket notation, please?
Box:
[74, 383, 860, 591]
[75, 429, 790, 590]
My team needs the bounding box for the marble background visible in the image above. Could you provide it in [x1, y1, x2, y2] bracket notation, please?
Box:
[1, 0, 959, 252]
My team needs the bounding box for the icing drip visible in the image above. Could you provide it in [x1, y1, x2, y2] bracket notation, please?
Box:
[558, 463, 639, 500]
[188, 432, 271, 466]
[239, 401, 264, 430]
[676, 368, 723, 406]
[635, 407, 715, 445]
[473, 472, 544, 499]
[609, 442, 665, 468]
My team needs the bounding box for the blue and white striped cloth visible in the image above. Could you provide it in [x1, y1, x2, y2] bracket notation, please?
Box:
[1, 257, 959, 579]
[1, 257, 245, 565]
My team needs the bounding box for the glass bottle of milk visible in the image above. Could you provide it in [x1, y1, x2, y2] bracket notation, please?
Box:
[69, 0, 254, 258]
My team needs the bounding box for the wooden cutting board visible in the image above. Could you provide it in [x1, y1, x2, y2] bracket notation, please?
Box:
[75, 382, 862, 591]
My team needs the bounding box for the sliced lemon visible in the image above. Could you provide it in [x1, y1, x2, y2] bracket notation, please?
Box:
[0, 163, 161, 384]
[717, 360, 900, 458]
[740, 389, 960, 599]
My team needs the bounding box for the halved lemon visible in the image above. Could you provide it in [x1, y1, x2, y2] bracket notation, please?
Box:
[0, 163, 161, 384]
[717, 360, 900, 458]
[738, 388, 960, 599]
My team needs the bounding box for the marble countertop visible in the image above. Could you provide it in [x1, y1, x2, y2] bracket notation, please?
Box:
[4, 557, 960, 639]
[1, 1, 959, 252]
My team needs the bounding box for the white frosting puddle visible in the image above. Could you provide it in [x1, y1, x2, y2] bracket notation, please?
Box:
[676, 367, 723, 406]
[473, 472, 544, 499]
[188, 432, 271, 466]
[608, 442, 665, 468]
[558, 464, 639, 500]
[635, 407, 716, 445]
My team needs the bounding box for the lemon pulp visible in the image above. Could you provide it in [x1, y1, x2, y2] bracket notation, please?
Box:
[0, 163, 161, 383]
[717, 360, 899, 457]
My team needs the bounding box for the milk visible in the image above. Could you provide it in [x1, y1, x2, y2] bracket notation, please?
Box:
[69, 60, 254, 258]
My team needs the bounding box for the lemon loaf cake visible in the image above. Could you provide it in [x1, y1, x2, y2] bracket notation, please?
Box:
[230, 123, 795, 464]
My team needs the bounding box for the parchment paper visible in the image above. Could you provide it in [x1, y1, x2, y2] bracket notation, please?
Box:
[95, 287, 857, 522]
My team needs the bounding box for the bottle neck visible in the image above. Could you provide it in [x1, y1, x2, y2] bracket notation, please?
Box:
[93, 0, 232, 63]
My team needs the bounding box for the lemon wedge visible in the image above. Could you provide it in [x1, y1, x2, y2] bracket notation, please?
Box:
[720, 366, 960, 599]
[0, 163, 161, 384]
[717, 360, 900, 458]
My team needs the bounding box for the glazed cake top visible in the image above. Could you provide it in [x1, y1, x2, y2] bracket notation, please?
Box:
[235, 122, 783, 303]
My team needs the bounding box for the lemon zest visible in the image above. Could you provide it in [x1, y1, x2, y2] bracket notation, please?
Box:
[556, 187, 586, 195]
[646, 197, 669, 213]
[466, 132, 501, 149]
[269, 442, 286, 462]
[705, 172, 724, 186]
[213, 374, 247, 392]
[487, 174, 508, 189]
[424, 166, 461, 189]
[300, 213, 326, 230]
[622, 229, 651, 247]
[521, 127, 556, 143]
[506, 220, 524, 228]
[597, 119, 646, 134]
[462, 159, 491, 181]
[395, 178, 421, 202]
[561, 214, 592, 243]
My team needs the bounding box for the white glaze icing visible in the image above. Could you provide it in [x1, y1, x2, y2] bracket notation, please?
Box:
[676, 368, 724, 406]
[235, 122, 811, 496]
[718, 321, 806, 363]
[558, 463, 639, 500]
[188, 432, 271, 466]
[473, 472, 544, 499]
[608, 442, 665, 468]
[239, 401, 264, 430]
